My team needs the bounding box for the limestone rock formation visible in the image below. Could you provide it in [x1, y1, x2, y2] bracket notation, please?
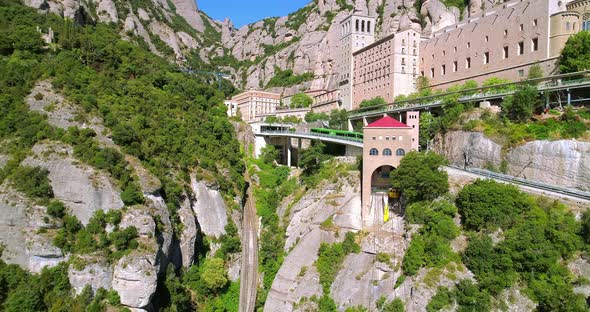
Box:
[170, 0, 204, 32]
[190, 175, 228, 238]
[506, 140, 590, 191]
[112, 253, 159, 310]
[178, 196, 199, 268]
[432, 131, 503, 169]
[22, 142, 124, 225]
[68, 256, 113, 294]
[433, 131, 590, 191]
[0, 183, 65, 273]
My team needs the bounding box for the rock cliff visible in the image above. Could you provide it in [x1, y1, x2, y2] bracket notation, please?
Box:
[433, 131, 590, 191]
[0, 80, 237, 310]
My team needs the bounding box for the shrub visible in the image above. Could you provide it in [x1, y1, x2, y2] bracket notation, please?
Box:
[46, 200, 66, 218]
[11, 166, 53, 200]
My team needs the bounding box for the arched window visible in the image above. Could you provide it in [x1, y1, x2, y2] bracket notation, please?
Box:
[361, 20, 365, 32]
[583, 13, 590, 31]
[367, 21, 371, 33]
[369, 148, 379, 156]
[396, 149, 406, 156]
[356, 19, 359, 32]
[383, 148, 392, 156]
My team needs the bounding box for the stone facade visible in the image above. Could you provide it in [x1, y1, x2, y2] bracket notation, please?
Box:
[352, 29, 420, 109]
[311, 89, 341, 113]
[419, 0, 582, 90]
[232, 90, 280, 122]
[338, 14, 376, 110]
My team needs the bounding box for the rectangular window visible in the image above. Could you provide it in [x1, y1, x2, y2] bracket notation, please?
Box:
[430, 68, 434, 78]
[520, 24, 524, 31]
[484, 52, 489, 64]
[503, 46, 509, 59]
[441, 65, 446, 75]
[517, 41, 524, 55]
[533, 19, 538, 26]
[466, 57, 471, 69]
[532, 38, 539, 51]
[453, 61, 458, 72]
[518, 69, 524, 77]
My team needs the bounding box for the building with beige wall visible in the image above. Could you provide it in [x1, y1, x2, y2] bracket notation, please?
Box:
[419, 0, 582, 90]
[567, 0, 590, 29]
[352, 29, 420, 109]
[232, 90, 280, 122]
[361, 113, 419, 226]
[338, 14, 376, 110]
[311, 89, 341, 113]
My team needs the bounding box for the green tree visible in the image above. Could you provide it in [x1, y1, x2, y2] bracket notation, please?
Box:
[527, 64, 544, 81]
[260, 145, 280, 164]
[456, 179, 533, 231]
[305, 111, 329, 122]
[299, 141, 327, 176]
[201, 258, 228, 293]
[290, 92, 313, 108]
[328, 109, 349, 130]
[390, 152, 449, 204]
[376, 296, 405, 312]
[501, 84, 540, 122]
[482, 77, 513, 92]
[47, 200, 66, 218]
[359, 96, 386, 108]
[559, 31, 590, 73]
[10, 166, 53, 200]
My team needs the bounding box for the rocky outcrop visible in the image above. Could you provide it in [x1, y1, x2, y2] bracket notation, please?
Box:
[506, 140, 590, 191]
[112, 253, 158, 310]
[433, 131, 590, 191]
[68, 256, 113, 294]
[170, 0, 205, 32]
[433, 131, 502, 169]
[22, 142, 124, 225]
[0, 183, 65, 273]
[178, 196, 198, 268]
[190, 175, 228, 238]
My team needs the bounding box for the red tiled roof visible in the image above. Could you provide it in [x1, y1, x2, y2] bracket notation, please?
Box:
[365, 116, 411, 128]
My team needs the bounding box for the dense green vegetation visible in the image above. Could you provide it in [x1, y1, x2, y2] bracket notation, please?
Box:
[53, 209, 139, 262]
[0, 0, 244, 226]
[420, 179, 589, 311]
[402, 199, 460, 275]
[266, 67, 315, 88]
[305, 111, 329, 122]
[390, 152, 449, 204]
[9, 166, 53, 200]
[559, 31, 590, 74]
[289, 92, 313, 108]
[0, 258, 124, 312]
[247, 154, 298, 307]
[315, 232, 360, 311]
[359, 96, 386, 108]
[316, 232, 360, 293]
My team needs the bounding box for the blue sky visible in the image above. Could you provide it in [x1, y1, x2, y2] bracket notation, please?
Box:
[199, 0, 311, 28]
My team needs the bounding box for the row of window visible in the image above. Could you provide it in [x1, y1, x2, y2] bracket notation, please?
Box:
[369, 148, 406, 156]
[426, 38, 540, 78]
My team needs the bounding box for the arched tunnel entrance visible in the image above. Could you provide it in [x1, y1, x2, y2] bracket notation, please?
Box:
[370, 165, 395, 193]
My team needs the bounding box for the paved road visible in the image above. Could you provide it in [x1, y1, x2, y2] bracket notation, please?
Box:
[239, 180, 258, 312]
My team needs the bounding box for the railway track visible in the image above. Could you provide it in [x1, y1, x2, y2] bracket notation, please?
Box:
[447, 165, 590, 201]
[239, 179, 258, 312]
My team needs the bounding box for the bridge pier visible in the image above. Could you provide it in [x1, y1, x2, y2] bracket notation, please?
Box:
[287, 138, 292, 167]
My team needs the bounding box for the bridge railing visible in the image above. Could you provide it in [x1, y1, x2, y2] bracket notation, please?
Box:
[349, 70, 590, 118]
[258, 130, 364, 143]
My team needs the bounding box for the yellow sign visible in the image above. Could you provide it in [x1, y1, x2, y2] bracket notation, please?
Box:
[383, 199, 389, 222]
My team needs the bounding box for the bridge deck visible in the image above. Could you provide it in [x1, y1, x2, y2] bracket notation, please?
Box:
[256, 131, 364, 148]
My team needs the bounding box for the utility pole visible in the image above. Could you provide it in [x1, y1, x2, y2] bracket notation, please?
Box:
[181, 68, 230, 91]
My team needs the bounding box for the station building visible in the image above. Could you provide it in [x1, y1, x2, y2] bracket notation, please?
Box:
[361, 113, 419, 226]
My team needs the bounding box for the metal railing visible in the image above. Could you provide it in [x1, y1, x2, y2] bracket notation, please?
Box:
[349, 70, 590, 118]
[258, 130, 364, 144]
[449, 165, 590, 201]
